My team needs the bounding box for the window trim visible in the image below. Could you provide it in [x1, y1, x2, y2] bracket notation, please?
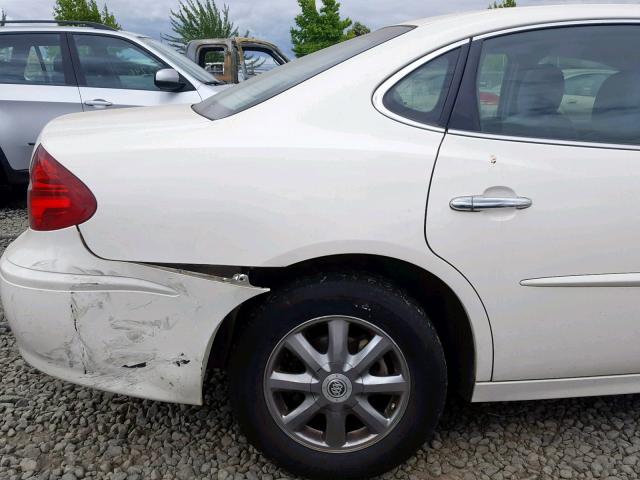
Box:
[0, 31, 76, 87]
[372, 39, 470, 132]
[473, 19, 640, 41]
[447, 129, 640, 152]
[68, 32, 196, 92]
[450, 20, 640, 150]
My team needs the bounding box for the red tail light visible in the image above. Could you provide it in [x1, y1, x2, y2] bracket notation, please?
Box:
[28, 145, 97, 231]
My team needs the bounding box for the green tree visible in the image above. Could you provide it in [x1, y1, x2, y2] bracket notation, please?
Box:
[53, 0, 121, 29]
[0, 9, 6, 26]
[346, 21, 370, 39]
[489, 0, 517, 8]
[290, 0, 352, 57]
[100, 4, 118, 28]
[163, 0, 244, 52]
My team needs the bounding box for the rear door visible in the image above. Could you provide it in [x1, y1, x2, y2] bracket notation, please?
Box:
[69, 33, 201, 111]
[427, 24, 640, 381]
[0, 32, 81, 173]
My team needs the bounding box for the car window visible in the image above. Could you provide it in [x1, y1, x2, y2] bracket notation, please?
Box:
[73, 34, 167, 91]
[477, 53, 507, 119]
[452, 25, 640, 145]
[240, 49, 281, 79]
[194, 26, 414, 121]
[195, 46, 232, 83]
[382, 48, 460, 126]
[0, 33, 70, 86]
[202, 47, 226, 76]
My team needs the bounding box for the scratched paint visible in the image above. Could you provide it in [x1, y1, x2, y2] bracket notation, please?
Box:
[1, 227, 269, 405]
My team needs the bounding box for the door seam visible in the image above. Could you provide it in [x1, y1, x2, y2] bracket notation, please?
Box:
[423, 131, 496, 381]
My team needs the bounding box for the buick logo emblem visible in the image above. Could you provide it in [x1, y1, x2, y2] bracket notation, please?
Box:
[322, 374, 353, 403]
[328, 379, 347, 398]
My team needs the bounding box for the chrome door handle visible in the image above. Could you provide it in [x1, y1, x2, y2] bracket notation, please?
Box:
[450, 195, 532, 212]
[84, 99, 113, 108]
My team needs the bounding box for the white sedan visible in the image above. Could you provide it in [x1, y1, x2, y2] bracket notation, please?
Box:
[2, 5, 640, 478]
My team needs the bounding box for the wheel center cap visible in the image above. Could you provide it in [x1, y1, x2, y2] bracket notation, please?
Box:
[322, 373, 352, 403]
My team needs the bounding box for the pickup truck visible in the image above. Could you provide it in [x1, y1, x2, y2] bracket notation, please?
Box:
[186, 37, 289, 84]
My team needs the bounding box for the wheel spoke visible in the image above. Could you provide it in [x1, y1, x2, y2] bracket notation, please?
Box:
[324, 409, 347, 448]
[267, 371, 314, 392]
[327, 318, 349, 365]
[353, 397, 390, 434]
[285, 332, 328, 373]
[348, 335, 390, 376]
[358, 374, 408, 394]
[283, 395, 321, 431]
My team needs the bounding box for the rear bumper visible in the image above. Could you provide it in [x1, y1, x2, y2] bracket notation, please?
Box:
[0, 228, 267, 405]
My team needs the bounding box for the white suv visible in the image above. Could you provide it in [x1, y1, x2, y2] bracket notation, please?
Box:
[0, 20, 223, 185]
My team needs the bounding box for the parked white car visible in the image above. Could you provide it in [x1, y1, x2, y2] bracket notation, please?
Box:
[0, 20, 224, 185]
[2, 5, 640, 478]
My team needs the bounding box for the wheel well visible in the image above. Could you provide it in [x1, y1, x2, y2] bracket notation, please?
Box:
[209, 254, 476, 400]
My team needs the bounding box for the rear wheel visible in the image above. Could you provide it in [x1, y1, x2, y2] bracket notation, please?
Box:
[229, 273, 447, 479]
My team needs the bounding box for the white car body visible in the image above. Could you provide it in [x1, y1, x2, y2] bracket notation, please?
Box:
[3, 4, 640, 409]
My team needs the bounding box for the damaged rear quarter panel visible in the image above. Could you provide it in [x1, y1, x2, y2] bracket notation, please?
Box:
[0, 228, 268, 405]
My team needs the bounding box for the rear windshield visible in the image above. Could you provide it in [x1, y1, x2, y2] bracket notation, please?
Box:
[193, 26, 414, 120]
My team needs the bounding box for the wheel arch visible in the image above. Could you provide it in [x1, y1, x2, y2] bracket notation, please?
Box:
[208, 253, 482, 400]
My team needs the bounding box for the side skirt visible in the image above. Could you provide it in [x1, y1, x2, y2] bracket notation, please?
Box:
[473, 374, 640, 402]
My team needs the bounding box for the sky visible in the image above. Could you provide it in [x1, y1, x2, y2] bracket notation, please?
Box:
[2, 0, 637, 57]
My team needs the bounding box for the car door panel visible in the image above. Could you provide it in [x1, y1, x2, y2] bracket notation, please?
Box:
[428, 24, 640, 382]
[78, 87, 201, 110]
[428, 133, 640, 380]
[0, 85, 81, 170]
[0, 32, 81, 172]
[70, 34, 201, 112]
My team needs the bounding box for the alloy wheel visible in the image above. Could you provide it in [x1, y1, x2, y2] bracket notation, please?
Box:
[263, 315, 411, 452]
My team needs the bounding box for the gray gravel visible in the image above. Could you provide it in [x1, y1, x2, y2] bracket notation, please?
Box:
[0, 190, 28, 239]
[2, 198, 640, 480]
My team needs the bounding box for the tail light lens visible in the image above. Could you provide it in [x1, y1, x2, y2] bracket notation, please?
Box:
[28, 145, 97, 231]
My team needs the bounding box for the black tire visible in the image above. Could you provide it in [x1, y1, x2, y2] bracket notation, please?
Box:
[228, 273, 447, 479]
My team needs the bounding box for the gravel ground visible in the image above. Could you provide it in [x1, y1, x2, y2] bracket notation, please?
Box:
[1, 195, 640, 480]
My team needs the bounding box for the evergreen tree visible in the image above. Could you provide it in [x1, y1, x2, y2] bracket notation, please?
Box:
[53, 0, 121, 29]
[346, 21, 370, 39]
[290, 0, 352, 57]
[489, 0, 517, 8]
[163, 0, 243, 52]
